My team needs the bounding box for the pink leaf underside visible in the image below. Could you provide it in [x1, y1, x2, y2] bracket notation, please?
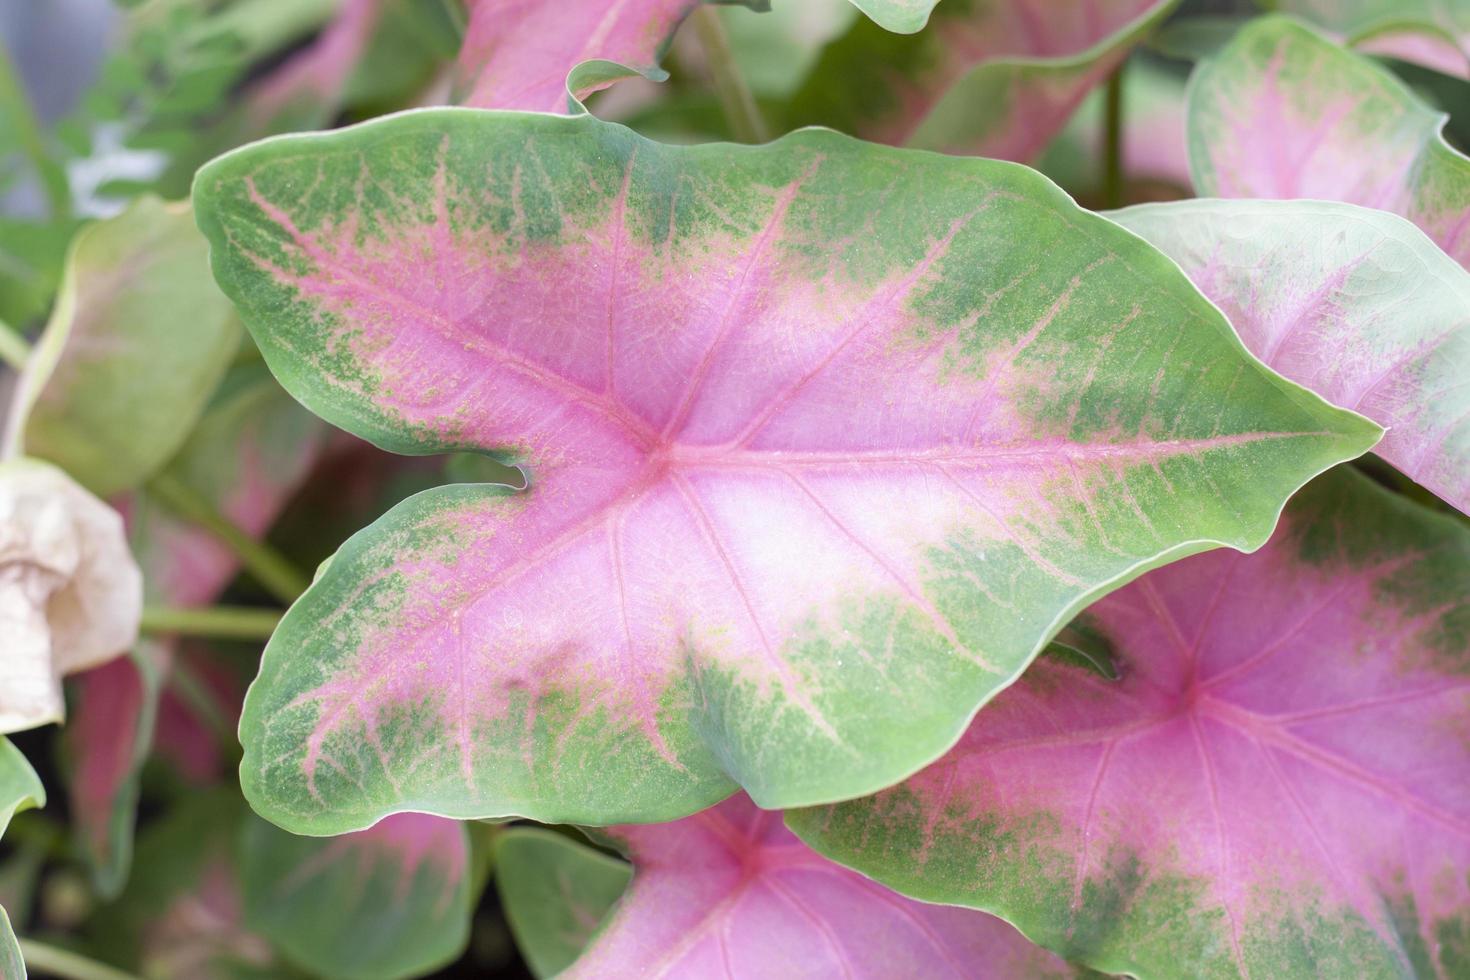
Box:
[1193, 20, 1470, 267]
[276, 812, 466, 912]
[1356, 30, 1470, 76]
[569, 793, 1078, 978]
[872, 0, 1164, 157]
[68, 655, 151, 862]
[248, 0, 385, 124]
[146, 858, 271, 974]
[456, 0, 697, 110]
[839, 471, 1470, 971]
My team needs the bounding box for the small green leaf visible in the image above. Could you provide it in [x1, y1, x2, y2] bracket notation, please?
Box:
[8, 196, 240, 497]
[0, 738, 44, 841]
[0, 905, 21, 980]
[495, 828, 631, 979]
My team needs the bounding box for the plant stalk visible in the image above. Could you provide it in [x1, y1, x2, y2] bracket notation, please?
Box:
[167, 655, 244, 763]
[18, 939, 143, 980]
[140, 604, 283, 641]
[145, 471, 309, 604]
[1102, 63, 1126, 210]
[689, 6, 768, 144]
[0, 318, 30, 371]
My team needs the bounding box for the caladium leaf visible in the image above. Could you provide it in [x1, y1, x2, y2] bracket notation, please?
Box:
[564, 792, 1080, 977]
[1110, 200, 1470, 513]
[3, 196, 241, 497]
[788, 0, 1178, 161]
[454, 0, 766, 111]
[241, 813, 472, 980]
[1270, 0, 1470, 76]
[0, 738, 43, 840]
[1189, 15, 1470, 270]
[62, 366, 325, 897]
[495, 828, 633, 978]
[195, 108, 1378, 834]
[791, 466, 1470, 977]
[0, 459, 142, 734]
[63, 646, 165, 900]
[0, 905, 19, 980]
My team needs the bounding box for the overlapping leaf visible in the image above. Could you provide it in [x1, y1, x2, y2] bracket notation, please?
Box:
[495, 828, 633, 978]
[1111, 200, 1470, 512]
[1189, 15, 1470, 269]
[566, 793, 1079, 977]
[455, 0, 764, 111]
[196, 109, 1376, 834]
[0, 737, 43, 977]
[241, 813, 471, 979]
[4, 196, 240, 497]
[63, 365, 324, 896]
[1270, 0, 1470, 76]
[788, 0, 1177, 161]
[792, 467, 1470, 977]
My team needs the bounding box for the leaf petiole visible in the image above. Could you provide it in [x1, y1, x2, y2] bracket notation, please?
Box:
[139, 604, 282, 641]
[688, 6, 768, 144]
[18, 939, 142, 980]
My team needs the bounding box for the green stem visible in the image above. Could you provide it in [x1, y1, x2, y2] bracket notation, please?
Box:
[0, 44, 69, 219]
[689, 5, 768, 144]
[168, 655, 243, 763]
[145, 472, 309, 604]
[18, 940, 142, 980]
[140, 604, 283, 641]
[0, 318, 30, 371]
[1102, 63, 1126, 210]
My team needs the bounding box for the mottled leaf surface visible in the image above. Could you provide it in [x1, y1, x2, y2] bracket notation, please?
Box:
[1189, 16, 1470, 269]
[4, 196, 240, 497]
[1111, 200, 1470, 513]
[241, 813, 472, 980]
[789, 0, 1176, 161]
[196, 109, 1376, 833]
[568, 793, 1079, 977]
[1271, 0, 1470, 75]
[792, 467, 1470, 978]
[495, 828, 632, 978]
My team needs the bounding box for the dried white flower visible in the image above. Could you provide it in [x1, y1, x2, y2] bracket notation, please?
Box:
[0, 459, 141, 732]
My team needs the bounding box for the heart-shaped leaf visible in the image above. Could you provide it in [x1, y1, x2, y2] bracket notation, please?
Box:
[4, 196, 241, 497]
[62, 365, 325, 896]
[1110, 199, 1470, 513]
[789, 0, 1177, 161]
[1271, 0, 1470, 75]
[241, 813, 472, 980]
[1188, 15, 1470, 270]
[495, 828, 633, 978]
[454, 0, 765, 111]
[566, 793, 1081, 977]
[791, 466, 1470, 977]
[195, 109, 1377, 834]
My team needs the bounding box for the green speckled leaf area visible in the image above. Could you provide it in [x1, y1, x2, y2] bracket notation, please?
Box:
[495, 828, 631, 978]
[193, 107, 1377, 835]
[791, 466, 1470, 978]
[5, 195, 241, 497]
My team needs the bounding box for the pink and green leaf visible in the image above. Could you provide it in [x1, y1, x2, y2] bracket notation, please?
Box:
[1268, 0, 1470, 76]
[4, 196, 241, 497]
[788, 0, 1178, 161]
[240, 813, 472, 980]
[195, 109, 1377, 834]
[1188, 15, 1470, 270]
[1110, 199, 1470, 513]
[564, 792, 1080, 977]
[495, 828, 633, 978]
[791, 466, 1470, 977]
[454, 0, 766, 112]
